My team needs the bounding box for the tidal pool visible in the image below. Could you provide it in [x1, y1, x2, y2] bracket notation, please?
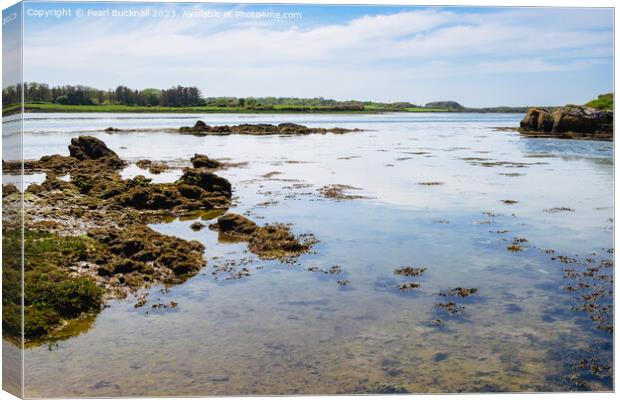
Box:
[7, 112, 613, 395]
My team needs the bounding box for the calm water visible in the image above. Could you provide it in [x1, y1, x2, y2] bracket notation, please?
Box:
[6, 112, 613, 395]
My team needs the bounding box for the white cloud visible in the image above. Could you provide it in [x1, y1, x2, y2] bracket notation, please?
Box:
[21, 7, 613, 106]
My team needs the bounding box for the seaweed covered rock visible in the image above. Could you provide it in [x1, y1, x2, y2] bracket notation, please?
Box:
[116, 178, 181, 210]
[3, 154, 79, 175]
[249, 224, 316, 260]
[179, 168, 232, 196]
[69, 136, 120, 161]
[210, 213, 316, 260]
[3, 183, 18, 197]
[209, 213, 258, 238]
[2, 136, 238, 342]
[109, 174, 231, 211]
[88, 225, 206, 285]
[191, 153, 222, 169]
[136, 159, 168, 174]
[179, 121, 359, 136]
[6, 136, 125, 177]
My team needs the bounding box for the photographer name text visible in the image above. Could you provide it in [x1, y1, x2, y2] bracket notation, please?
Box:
[26, 8, 302, 20]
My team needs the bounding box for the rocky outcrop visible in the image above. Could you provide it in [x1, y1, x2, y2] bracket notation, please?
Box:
[2, 136, 126, 174]
[4, 136, 316, 342]
[179, 121, 359, 136]
[520, 105, 613, 140]
[552, 105, 613, 134]
[69, 136, 125, 166]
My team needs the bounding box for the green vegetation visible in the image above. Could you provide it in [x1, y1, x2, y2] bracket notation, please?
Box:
[586, 93, 613, 111]
[3, 102, 451, 115]
[425, 101, 465, 111]
[3, 83, 203, 107]
[1, 81, 535, 115]
[2, 228, 103, 340]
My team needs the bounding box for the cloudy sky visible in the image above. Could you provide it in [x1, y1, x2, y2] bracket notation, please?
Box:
[15, 2, 614, 107]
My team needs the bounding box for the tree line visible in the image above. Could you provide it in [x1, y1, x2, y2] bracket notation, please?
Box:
[2, 82, 205, 107]
[3, 82, 421, 111]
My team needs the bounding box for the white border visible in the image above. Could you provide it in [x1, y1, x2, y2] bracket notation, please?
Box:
[0, 1, 616, 400]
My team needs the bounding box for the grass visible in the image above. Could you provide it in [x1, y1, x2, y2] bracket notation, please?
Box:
[3, 102, 452, 115]
[585, 93, 613, 111]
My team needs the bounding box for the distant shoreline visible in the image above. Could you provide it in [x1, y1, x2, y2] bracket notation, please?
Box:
[3, 103, 528, 116]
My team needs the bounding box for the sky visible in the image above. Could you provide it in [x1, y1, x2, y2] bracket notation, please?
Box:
[7, 1, 615, 107]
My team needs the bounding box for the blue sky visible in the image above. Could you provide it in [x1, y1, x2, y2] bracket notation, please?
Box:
[13, 2, 615, 106]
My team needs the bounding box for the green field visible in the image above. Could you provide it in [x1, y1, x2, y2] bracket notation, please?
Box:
[3, 102, 450, 115]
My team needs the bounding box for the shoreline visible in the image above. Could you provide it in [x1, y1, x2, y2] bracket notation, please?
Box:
[2, 103, 530, 116]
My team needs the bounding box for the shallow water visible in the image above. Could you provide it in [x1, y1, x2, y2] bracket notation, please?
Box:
[7, 112, 613, 395]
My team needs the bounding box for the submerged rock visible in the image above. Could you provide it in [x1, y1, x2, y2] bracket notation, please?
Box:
[394, 266, 427, 277]
[439, 287, 478, 298]
[210, 213, 316, 260]
[319, 184, 365, 200]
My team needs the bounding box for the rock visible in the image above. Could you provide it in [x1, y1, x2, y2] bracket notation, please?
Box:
[193, 120, 209, 131]
[178, 168, 232, 196]
[2, 184, 18, 197]
[68, 136, 125, 168]
[209, 213, 317, 261]
[190, 222, 205, 231]
[69, 136, 118, 160]
[519, 108, 553, 132]
[210, 213, 258, 237]
[136, 159, 168, 174]
[439, 287, 478, 298]
[88, 225, 206, 280]
[552, 105, 613, 134]
[248, 224, 316, 260]
[394, 266, 427, 277]
[277, 122, 310, 134]
[520, 105, 613, 140]
[179, 120, 211, 133]
[179, 121, 359, 136]
[190, 154, 221, 169]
